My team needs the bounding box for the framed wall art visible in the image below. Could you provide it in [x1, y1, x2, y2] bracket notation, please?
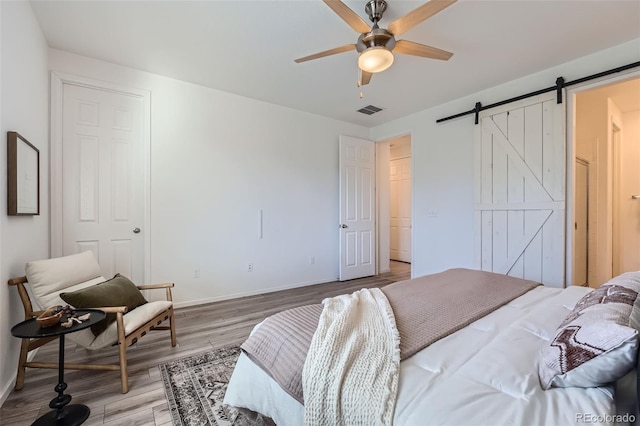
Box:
[7, 131, 40, 215]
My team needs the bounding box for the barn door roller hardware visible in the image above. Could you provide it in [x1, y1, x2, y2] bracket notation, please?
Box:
[437, 61, 640, 125]
[555, 77, 565, 104]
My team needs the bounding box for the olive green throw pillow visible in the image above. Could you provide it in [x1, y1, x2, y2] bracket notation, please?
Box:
[60, 274, 148, 336]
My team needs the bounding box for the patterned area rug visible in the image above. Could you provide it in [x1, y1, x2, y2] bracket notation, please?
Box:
[159, 345, 271, 426]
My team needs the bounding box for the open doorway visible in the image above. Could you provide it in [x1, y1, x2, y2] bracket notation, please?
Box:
[389, 136, 412, 264]
[570, 76, 640, 287]
[376, 134, 412, 275]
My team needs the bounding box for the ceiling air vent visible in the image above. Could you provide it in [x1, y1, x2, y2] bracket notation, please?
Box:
[357, 105, 383, 115]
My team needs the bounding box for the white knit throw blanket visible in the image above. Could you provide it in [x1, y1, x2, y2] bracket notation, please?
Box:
[302, 288, 401, 426]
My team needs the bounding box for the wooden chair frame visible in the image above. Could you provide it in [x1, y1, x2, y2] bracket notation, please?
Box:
[8, 276, 177, 394]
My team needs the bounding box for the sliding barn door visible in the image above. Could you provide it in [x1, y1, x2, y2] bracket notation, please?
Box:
[474, 93, 565, 287]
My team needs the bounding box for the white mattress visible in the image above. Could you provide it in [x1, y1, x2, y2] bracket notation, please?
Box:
[225, 285, 623, 425]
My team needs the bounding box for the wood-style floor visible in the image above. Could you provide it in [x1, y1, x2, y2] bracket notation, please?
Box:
[1, 261, 411, 426]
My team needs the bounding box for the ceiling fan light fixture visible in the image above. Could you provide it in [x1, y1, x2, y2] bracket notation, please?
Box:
[358, 47, 394, 73]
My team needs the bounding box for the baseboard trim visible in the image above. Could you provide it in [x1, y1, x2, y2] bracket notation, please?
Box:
[0, 350, 38, 407]
[173, 276, 339, 309]
[0, 377, 13, 409]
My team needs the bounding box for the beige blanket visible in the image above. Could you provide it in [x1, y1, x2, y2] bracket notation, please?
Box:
[241, 268, 540, 404]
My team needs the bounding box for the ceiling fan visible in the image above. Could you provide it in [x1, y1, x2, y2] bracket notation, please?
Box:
[295, 0, 457, 85]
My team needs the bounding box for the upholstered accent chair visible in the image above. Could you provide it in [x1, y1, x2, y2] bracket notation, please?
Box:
[8, 251, 176, 393]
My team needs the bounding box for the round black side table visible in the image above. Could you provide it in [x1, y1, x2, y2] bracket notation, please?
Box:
[11, 309, 106, 426]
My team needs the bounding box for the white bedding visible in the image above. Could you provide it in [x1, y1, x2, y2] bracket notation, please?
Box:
[225, 285, 622, 426]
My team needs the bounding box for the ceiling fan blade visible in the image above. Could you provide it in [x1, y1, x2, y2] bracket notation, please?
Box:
[388, 0, 457, 36]
[361, 71, 373, 86]
[294, 44, 356, 63]
[393, 39, 453, 61]
[323, 0, 371, 34]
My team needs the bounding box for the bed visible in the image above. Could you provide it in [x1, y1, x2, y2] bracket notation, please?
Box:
[224, 268, 640, 425]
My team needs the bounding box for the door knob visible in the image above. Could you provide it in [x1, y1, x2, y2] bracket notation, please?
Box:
[133, 227, 141, 234]
[632, 195, 640, 200]
[340, 224, 348, 228]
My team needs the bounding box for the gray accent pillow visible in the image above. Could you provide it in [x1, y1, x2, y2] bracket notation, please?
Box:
[539, 273, 640, 390]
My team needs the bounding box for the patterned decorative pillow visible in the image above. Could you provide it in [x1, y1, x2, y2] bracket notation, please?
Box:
[539, 278, 640, 390]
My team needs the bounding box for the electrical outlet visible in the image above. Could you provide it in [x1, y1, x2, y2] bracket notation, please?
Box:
[427, 210, 438, 217]
[193, 269, 200, 278]
[248, 263, 254, 272]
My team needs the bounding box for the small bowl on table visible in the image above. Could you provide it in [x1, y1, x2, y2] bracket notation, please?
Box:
[36, 307, 63, 328]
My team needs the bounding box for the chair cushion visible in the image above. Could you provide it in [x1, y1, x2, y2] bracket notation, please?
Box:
[26, 251, 103, 308]
[82, 301, 173, 350]
[60, 274, 148, 336]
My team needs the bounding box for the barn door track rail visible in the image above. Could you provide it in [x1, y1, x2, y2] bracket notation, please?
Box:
[436, 61, 640, 125]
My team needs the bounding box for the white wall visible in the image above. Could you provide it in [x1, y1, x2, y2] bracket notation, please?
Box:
[48, 50, 370, 306]
[0, 0, 50, 406]
[609, 98, 623, 278]
[371, 38, 640, 279]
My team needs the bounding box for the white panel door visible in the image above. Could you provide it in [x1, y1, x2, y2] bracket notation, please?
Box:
[474, 93, 565, 287]
[61, 83, 145, 282]
[390, 157, 411, 262]
[339, 135, 375, 281]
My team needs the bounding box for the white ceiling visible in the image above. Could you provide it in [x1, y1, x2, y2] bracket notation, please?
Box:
[29, 0, 640, 127]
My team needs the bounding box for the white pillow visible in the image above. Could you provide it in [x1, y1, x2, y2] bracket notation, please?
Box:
[539, 273, 640, 390]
